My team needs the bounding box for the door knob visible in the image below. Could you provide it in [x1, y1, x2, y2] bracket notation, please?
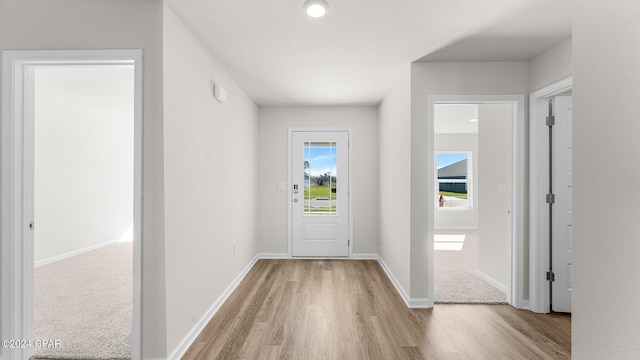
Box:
[294, 198, 299, 202]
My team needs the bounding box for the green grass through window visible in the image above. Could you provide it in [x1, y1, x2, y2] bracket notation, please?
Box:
[439, 191, 468, 199]
[304, 186, 337, 200]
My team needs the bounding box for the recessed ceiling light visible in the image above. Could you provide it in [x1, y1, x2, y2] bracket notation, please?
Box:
[469, 118, 478, 122]
[304, 0, 329, 18]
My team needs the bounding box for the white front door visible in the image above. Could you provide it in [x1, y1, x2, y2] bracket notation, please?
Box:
[552, 95, 573, 312]
[291, 131, 349, 257]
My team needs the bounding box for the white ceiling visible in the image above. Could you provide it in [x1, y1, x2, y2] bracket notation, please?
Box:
[166, 0, 571, 106]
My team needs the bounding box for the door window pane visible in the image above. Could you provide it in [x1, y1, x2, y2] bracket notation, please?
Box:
[304, 141, 337, 215]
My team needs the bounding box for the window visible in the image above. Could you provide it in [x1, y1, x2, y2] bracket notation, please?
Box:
[303, 141, 338, 215]
[436, 152, 472, 209]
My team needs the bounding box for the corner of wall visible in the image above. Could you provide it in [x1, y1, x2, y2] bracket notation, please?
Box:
[529, 36, 573, 92]
[378, 65, 412, 297]
[163, 3, 260, 354]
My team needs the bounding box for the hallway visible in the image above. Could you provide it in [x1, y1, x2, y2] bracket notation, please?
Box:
[183, 259, 570, 359]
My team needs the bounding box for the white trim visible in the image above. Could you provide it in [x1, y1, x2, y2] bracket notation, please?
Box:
[132, 50, 144, 360]
[255, 253, 378, 260]
[476, 270, 509, 295]
[376, 255, 432, 308]
[287, 127, 354, 258]
[277, 256, 354, 260]
[34, 239, 122, 268]
[427, 102, 436, 308]
[1, 49, 143, 360]
[529, 76, 573, 313]
[427, 95, 526, 310]
[256, 253, 290, 259]
[376, 256, 410, 307]
[168, 255, 259, 360]
[352, 253, 378, 260]
[434, 226, 478, 231]
[407, 298, 431, 308]
[2, 51, 29, 360]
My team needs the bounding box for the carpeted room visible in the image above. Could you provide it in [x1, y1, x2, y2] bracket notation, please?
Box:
[33, 242, 133, 360]
[29, 64, 135, 360]
[434, 231, 507, 303]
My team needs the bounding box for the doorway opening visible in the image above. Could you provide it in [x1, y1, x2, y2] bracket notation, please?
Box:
[2, 50, 142, 360]
[427, 95, 526, 308]
[433, 103, 510, 304]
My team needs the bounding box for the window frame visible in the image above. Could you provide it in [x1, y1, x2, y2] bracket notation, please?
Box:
[435, 150, 473, 211]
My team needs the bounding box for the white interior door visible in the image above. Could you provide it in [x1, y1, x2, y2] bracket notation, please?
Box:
[552, 95, 573, 312]
[291, 131, 349, 257]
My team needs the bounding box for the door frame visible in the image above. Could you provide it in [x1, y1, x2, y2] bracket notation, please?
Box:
[529, 76, 573, 313]
[427, 95, 526, 308]
[287, 127, 353, 258]
[1, 49, 143, 360]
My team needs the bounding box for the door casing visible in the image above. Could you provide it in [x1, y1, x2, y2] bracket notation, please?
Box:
[550, 95, 573, 313]
[288, 127, 353, 258]
[1, 49, 143, 360]
[529, 76, 573, 313]
[427, 95, 526, 308]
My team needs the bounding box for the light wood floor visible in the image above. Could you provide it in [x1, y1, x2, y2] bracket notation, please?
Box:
[183, 260, 570, 360]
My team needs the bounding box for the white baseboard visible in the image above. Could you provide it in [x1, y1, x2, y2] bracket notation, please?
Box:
[407, 298, 432, 308]
[256, 253, 378, 260]
[256, 253, 289, 259]
[352, 253, 378, 260]
[376, 255, 433, 308]
[168, 255, 259, 360]
[375, 255, 410, 307]
[34, 238, 121, 268]
[476, 270, 508, 294]
[434, 226, 478, 231]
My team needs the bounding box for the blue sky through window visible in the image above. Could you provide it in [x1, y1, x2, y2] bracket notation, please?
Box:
[305, 143, 337, 177]
[437, 153, 467, 169]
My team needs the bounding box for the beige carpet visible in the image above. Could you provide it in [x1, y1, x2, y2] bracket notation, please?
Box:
[33, 242, 132, 360]
[434, 231, 507, 304]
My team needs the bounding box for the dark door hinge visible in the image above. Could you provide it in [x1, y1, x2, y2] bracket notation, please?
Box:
[546, 271, 555, 282]
[546, 115, 555, 126]
[546, 193, 555, 204]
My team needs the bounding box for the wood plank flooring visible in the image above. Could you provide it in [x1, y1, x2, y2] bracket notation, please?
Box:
[183, 260, 570, 360]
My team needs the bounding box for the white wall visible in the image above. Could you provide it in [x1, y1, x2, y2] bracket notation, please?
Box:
[0, 1, 167, 357]
[258, 106, 379, 255]
[529, 37, 572, 92]
[573, 1, 640, 358]
[411, 61, 529, 299]
[434, 134, 478, 229]
[163, 4, 259, 354]
[477, 104, 512, 289]
[377, 65, 412, 297]
[34, 66, 134, 262]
